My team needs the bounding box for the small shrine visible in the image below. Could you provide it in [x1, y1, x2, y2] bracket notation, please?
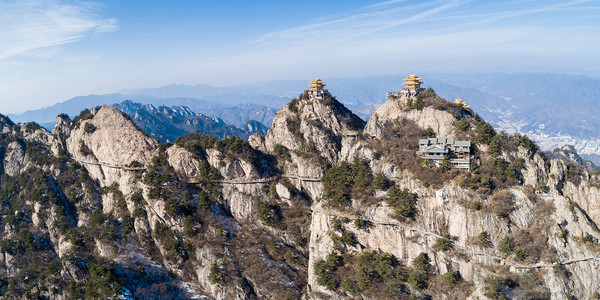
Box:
[304, 78, 331, 99]
[309, 78, 326, 90]
[454, 97, 470, 109]
[402, 74, 423, 91]
[387, 74, 426, 99]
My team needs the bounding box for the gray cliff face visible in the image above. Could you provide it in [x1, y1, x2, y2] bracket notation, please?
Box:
[264, 94, 365, 164]
[1, 91, 600, 299]
[365, 94, 458, 139]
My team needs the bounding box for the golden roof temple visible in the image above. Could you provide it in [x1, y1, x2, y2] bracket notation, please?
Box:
[402, 74, 423, 90]
[454, 97, 470, 109]
[309, 78, 326, 91]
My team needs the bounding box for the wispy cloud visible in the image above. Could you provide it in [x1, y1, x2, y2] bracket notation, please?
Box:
[252, 0, 464, 46]
[252, 0, 598, 49]
[0, 0, 117, 60]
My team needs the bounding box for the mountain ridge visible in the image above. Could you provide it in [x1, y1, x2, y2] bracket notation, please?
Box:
[1, 84, 600, 298]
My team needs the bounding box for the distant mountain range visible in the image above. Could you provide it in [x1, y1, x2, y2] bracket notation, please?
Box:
[8, 72, 600, 162]
[9, 94, 277, 132]
[113, 101, 268, 142]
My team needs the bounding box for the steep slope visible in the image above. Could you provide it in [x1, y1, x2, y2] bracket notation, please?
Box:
[250, 92, 366, 198]
[0, 106, 311, 299]
[364, 88, 461, 139]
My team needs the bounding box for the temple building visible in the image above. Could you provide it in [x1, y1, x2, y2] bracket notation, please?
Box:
[309, 78, 326, 90]
[305, 78, 331, 99]
[454, 97, 470, 109]
[386, 74, 426, 99]
[417, 137, 471, 170]
[402, 74, 423, 91]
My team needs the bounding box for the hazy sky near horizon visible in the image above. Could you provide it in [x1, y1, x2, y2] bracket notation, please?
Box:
[1, 0, 599, 114]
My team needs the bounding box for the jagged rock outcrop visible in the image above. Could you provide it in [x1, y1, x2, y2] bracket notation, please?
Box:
[365, 94, 457, 138]
[263, 94, 365, 164]
[2, 142, 25, 177]
[52, 114, 72, 151]
[65, 105, 158, 191]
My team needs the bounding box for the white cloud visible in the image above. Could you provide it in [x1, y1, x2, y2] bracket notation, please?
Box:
[0, 0, 117, 60]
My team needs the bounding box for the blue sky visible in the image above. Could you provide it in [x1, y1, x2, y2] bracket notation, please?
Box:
[1, 0, 599, 114]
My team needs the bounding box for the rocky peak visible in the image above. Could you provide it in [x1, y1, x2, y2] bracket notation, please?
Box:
[65, 105, 158, 186]
[365, 90, 460, 138]
[550, 144, 598, 171]
[52, 114, 72, 148]
[0, 114, 15, 133]
[262, 93, 365, 164]
[242, 120, 268, 136]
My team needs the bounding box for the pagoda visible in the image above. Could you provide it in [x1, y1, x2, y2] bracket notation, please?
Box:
[399, 74, 425, 96]
[305, 78, 331, 99]
[454, 97, 470, 109]
[402, 74, 423, 91]
[309, 78, 326, 90]
[387, 74, 426, 99]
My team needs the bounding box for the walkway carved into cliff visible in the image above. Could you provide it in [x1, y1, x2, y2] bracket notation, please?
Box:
[74, 159, 147, 171]
[75, 159, 323, 184]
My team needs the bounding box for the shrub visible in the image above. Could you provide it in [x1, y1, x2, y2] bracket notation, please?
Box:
[72, 108, 93, 127]
[273, 144, 291, 161]
[386, 187, 417, 221]
[254, 198, 282, 227]
[488, 140, 501, 158]
[208, 261, 222, 284]
[314, 252, 343, 290]
[408, 270, 428, 290]
[197, 191, 211, 213]
[373, 172, 390, 190]
[434, 234, 458, 251]
[341, 278, 358, 293]
[425, 127, 435, 137]
[414, 96, 424, 111]
[455, 118, 470, 131]
[478, 231, 492, 248]
[153, 222, 181, 258]
[515, 248, 529, 261]
[582, 233, 597, 244]
[443, 269, 461, 286]
[559, 228, 568, 240]
[498, 236, 513, 253]
[340, 230, 358, 247]
[474, 122, 496, 144]
[288, 99, 299, 112]
[121, 215, 134, 235]
[321, 157, 373, 206]
[354, 218, 367, 230]
[372, 151, 381, 160]
[513, 133, 538, 153]
[490, 189, 514, 219]
[84, 123, 96, 134]
[484, 276, 516, 300]
[183, 216, 198, 237]
[79, 140, 94, 157]
[295, 235, 307, 247]
[537, 181, 549, 193]
[553, 263, 570, 279]
[352, 251, 406, 293]
[329, 218, 342, 233]
[412, 252, 430, 272]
